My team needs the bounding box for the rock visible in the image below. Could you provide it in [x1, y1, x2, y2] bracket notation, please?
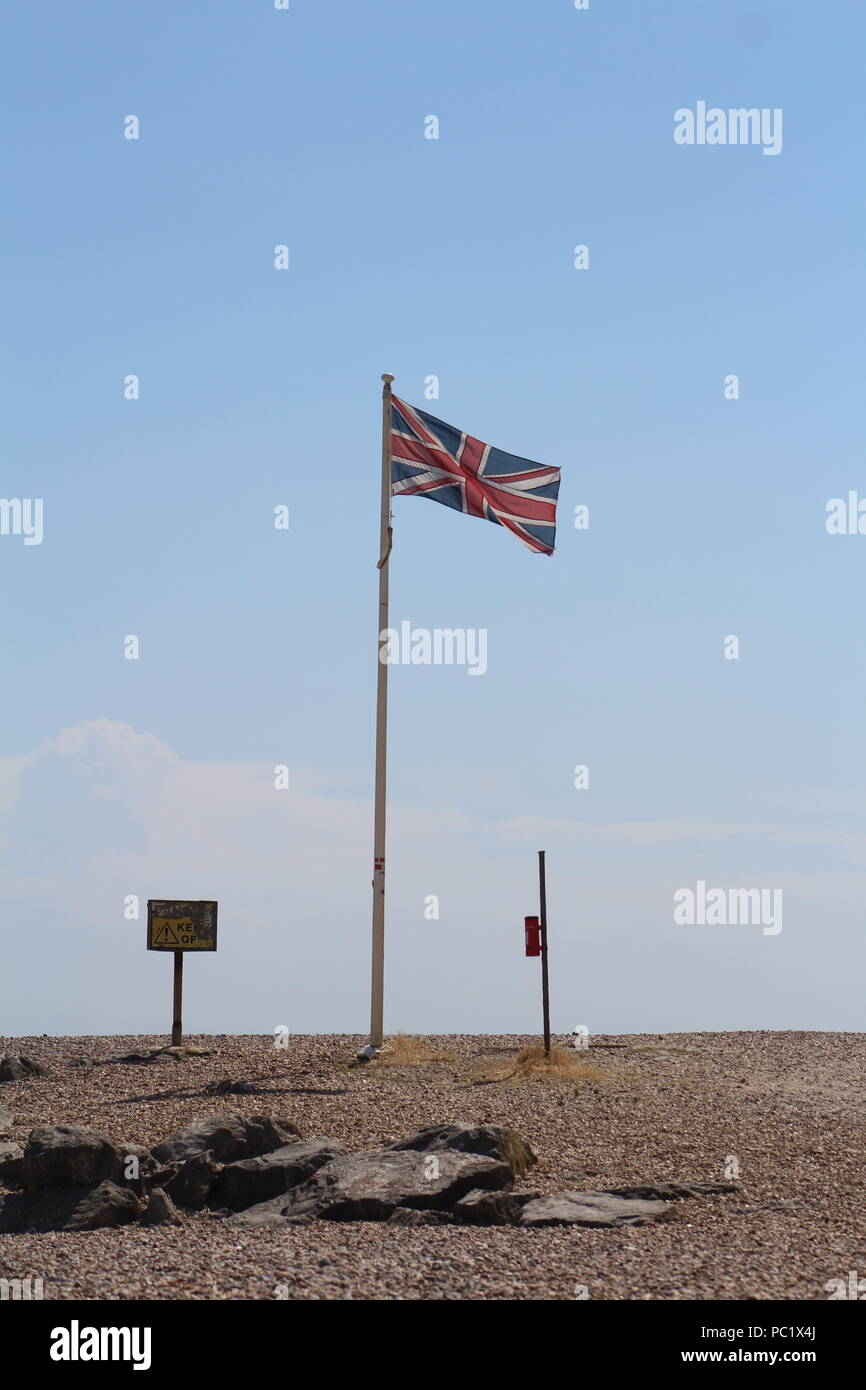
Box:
[108, 1045, 213, 1066]
[388, 1123, 537, 1178]
[203, 1079, 259, 1096]
[152, 1113, 301, 1167]
[233, 1148, 513, 1226]
[22, 1125, 127, 1192]
[606, 1181, 739, 1201]
[141, 1188, 182, 1227]
[146, 1164, 178, 1190]
[520, 1191, 672, 1228]
[387, 1207, 450, 1226]
[0, 1190, 61, 1233]
[120, 1144, 158, 1191]
[0, 1194, 20, 1233]
[64, 1181, 141, 1231]
[0, 1056, 48, 1082]
[0, 1106, 12, 1133]
[0, 1181, 140, 1234]
[225, 1192, 306, 1227]
[453, 1187, 521, 1225]
[110, 1050, 174, 1066]
[213, 1139, 345, 1211]
[164, 1153, 217, 1210]
[0, 1143, 24, 1183]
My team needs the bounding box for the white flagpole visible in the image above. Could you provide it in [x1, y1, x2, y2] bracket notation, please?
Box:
[369, 372, 394, 1047]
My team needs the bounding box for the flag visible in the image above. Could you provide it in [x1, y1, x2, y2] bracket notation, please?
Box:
[390, 396, 561, 555]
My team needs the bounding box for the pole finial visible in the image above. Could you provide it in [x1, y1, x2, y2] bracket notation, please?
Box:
[381, 373, 395, 385]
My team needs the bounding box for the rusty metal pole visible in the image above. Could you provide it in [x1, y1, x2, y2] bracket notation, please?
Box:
[369, 373, 394, 1048]
[538, 850, 550, 1055]
[171, 950, 183, 1045]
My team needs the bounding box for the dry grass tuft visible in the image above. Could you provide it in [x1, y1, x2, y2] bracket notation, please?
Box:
[372, 1033, 452, 1067]
[513, 1043, 609, 1082]
[468, 1043, 610, 1087]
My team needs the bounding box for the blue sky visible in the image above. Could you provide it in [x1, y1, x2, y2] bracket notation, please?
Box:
[2, 1, 865, 1037]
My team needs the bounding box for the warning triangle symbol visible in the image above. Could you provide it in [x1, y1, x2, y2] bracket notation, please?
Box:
[156, 922, 179, 944]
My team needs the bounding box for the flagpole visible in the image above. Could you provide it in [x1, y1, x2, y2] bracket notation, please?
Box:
[369, 372, 394, 1048]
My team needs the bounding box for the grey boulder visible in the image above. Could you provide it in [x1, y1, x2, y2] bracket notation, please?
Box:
[520, 1191, 672, 1228]
[213, 1139, 345, 1211]
[164, 1153, 218, 1210]
[387, 1123, 536, 1179]
[233, 1148, 513, 1226]
[452, 1187, 521, 1226]
[64, 1180, 141, 1231]
[109, 1046, 213, 1065]
[387, 1207, 450, 1226]
[22, 1125, 128, 1192]
[229, 1192, 316, 1228]
[121, 1144, 158, 1191]
[606, 1181, 739, 1201]
[152, 1113, 301, 1166]
[203, 1079, 259, 1096]
[0, 1180, 140, 1234]
[0, 1143, 23, 1183]
[0, 1056, 47, 1082]
[141, 1188, 182, 1227]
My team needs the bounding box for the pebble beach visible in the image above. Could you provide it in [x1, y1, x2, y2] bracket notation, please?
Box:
[1, 1031, 863, 1301]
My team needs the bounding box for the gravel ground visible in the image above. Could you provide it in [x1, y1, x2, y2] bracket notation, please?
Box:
[1, 1031, 864, 1301]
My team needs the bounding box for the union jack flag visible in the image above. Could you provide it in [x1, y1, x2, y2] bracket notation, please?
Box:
[390, 396, 561, 555]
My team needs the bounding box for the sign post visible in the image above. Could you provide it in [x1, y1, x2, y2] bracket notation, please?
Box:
[147, 900, 218, 1045]
[172, 951, 184, 1045]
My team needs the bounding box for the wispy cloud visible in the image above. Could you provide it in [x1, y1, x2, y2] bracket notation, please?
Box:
[2, 720, 865, 1034]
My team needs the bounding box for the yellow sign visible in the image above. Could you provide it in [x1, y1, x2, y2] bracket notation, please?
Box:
[147, 900, 218, 951]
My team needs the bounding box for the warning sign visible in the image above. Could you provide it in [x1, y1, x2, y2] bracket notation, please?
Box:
[147, 900, 218, 952]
